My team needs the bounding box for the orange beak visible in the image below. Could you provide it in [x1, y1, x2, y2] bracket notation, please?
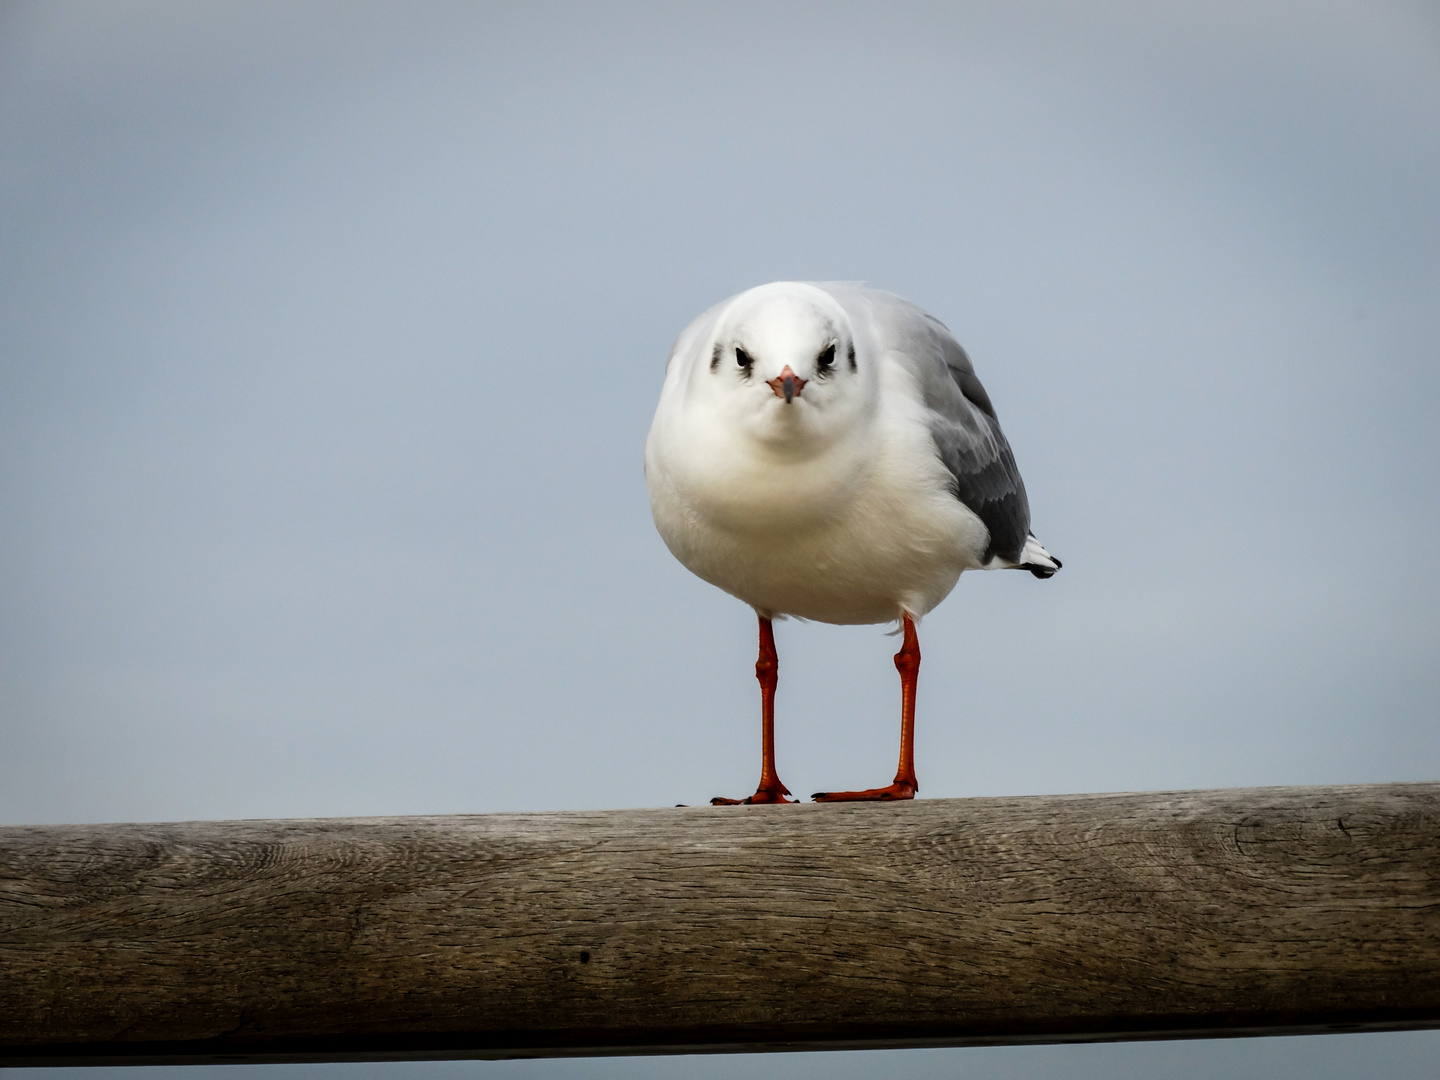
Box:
[766, 365, 807, 403]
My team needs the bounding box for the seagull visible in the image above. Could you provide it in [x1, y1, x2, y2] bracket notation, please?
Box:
[644, 282, 1059, 804]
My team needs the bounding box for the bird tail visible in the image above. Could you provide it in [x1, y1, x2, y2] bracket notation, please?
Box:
[1014, 533, 1061, 579]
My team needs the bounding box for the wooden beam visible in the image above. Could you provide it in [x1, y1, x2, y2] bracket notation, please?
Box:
[2, 783, 1438, 1066]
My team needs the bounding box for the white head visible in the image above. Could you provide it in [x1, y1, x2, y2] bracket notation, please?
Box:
[648, 281, 886, 538]
[679, 282, 874, 458]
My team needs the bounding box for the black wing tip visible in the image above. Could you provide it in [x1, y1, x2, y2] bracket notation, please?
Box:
[1014, 554, 1062, 579]
[1025, 558, 1059, 584]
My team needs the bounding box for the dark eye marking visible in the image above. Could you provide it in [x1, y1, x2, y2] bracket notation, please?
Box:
[735, 346, 755, 372]
[816, 344, 836, 370]
[710, 343, 723, 371]
[847, 342, 857, 372]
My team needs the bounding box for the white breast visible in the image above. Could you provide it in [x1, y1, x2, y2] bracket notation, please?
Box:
[645, 358, 990, 625]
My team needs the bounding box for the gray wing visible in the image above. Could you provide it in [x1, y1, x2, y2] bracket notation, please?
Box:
[921, 322, 1032, 565]
[828, 286, 1032, 565]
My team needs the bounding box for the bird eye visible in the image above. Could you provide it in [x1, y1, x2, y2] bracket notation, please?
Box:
[735, 347, 754, 369]
[817, 344, 836, 369]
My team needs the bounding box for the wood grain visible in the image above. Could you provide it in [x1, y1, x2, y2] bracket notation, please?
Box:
[2, 784, 1438, 1065]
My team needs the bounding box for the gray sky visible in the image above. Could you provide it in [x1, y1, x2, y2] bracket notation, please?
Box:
[2, 2, 1438, 1077]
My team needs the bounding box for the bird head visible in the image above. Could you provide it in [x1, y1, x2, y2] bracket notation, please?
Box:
[695, 282, 869, 453]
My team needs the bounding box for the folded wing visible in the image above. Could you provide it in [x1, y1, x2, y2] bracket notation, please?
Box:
[819, 285, 1058, 576]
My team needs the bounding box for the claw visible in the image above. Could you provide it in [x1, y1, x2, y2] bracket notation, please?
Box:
[812, 781, 917, 802]
[711, 787, 797, 806]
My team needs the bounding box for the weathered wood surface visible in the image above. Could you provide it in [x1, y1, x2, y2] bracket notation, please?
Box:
[1, 783, 1438, 1066]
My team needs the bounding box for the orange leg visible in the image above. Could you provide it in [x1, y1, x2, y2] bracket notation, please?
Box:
[813, 614, 920, 802]
[712, 615, 796, 805]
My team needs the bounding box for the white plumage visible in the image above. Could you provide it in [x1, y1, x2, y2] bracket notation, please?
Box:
[645, 282, 1058, 804]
